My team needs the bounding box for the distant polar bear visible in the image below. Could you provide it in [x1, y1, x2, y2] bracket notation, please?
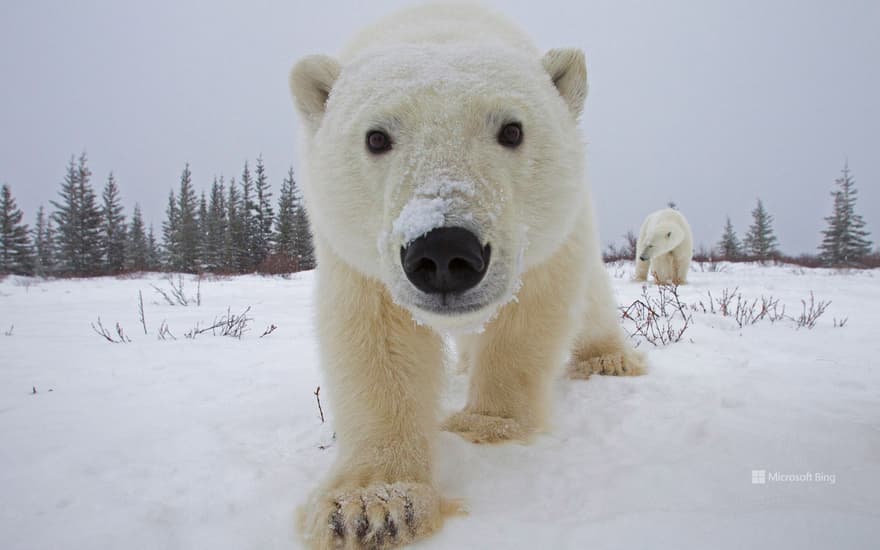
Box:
[289, 3, 645, 548]
[634, 208, 693, 285]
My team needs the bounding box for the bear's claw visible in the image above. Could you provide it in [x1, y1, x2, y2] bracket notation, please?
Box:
[300, 481, 445, 550]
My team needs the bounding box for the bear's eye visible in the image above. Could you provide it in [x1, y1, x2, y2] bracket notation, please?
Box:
[498, 122, 523, 148]
[366, 130, 392, 154]
[666, 232, 672, 238]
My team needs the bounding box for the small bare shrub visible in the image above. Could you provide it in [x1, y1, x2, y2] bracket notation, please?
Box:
[157, 320, 176, 341]
[693, 288, 785, 328]
[182, 306, 253, 339]
[696, 260, 730, 273]
[603, 230, 638, 263]
[795, 291, 830, 329]
[620, 284, 693, 346]
[695, 288, 829, 330]
[12, 278, 36, 292]
[151, 274, 201, 306]
[91, 317, 132, 343]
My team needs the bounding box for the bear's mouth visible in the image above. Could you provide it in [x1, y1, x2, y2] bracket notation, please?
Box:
[411, 293, 492, 316]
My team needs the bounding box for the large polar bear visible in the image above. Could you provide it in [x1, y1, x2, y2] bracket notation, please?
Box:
[289, 4, 645, 548]
[633, 208, 693, 285]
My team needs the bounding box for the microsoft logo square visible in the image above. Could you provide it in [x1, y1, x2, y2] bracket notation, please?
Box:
[752, 470, 766, 484]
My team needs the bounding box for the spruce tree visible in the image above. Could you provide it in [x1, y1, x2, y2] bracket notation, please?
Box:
[125, 204, 149, 272]
[147, 224, 161, 271]
[196, 190, 208, 271]
[174, 163, 200, 272]
[239, 161, 257, 271]
[162, 189, 179, 269]
[0, 184, 33, 275]
[100, 172, 126, 274]
[225, 177, 247, 272]
[744, 199, 779, 262]
[291, 175, 315, 270]
[274, 167, 298, 265]
[205, 176, 227, 272]
[819, 162, 873, 266]
[294, 204, 315, 270]
[52, 157, 80, 273]
[51, 153, 102, 276]
[274, 167, 314, 271]
[716, 216, 742, 260]
[75, 154, 103, 274]
[32, 205, 55, 276]
[252, 155, 274, 268]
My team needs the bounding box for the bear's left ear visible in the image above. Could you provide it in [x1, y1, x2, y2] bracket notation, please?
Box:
[542, 49, 588, 119]
[289, 54, 342, 127]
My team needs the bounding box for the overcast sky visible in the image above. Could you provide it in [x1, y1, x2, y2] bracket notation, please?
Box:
[1, 0, 877, 255]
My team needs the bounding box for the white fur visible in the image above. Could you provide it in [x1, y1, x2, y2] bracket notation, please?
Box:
[633, 208, 694, 285]
[289, 4, 645, 548]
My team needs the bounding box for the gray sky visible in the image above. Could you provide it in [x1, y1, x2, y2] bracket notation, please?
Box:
[1, 0, 878, 255]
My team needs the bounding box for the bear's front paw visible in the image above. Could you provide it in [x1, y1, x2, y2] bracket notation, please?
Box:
[568, 346, 646, 380]
[441, 411, 529, 444]
[299, 481, 445, 550]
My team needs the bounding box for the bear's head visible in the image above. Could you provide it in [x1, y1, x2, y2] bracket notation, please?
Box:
[290, 43, 588, 331]
[638, 224, 684, 262]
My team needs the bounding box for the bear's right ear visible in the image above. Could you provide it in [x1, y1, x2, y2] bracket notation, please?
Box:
[542, 49, 588, 119]
[289, 54, 342, 125]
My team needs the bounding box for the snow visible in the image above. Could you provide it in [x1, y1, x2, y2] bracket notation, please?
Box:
[1, 264, 878, 549]
[392, 196, 452, 245]
[390, 178, 477, 246]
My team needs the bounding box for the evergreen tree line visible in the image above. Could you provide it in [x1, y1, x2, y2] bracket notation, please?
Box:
[713, 162, 874, 266]
[2, 157, 876, 276]
[0, 153, 314, 277]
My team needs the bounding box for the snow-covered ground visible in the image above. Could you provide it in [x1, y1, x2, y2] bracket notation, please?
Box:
[1, 264, 878, 549]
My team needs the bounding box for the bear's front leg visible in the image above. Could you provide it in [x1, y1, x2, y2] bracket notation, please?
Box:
[672, 250, 689, 285]
[649, 253, 675, 285]
[443, 251, 580, 444]
[298, 258, 451, 550]
[633, 256, 649, 282]
[569, 251, 646, 380]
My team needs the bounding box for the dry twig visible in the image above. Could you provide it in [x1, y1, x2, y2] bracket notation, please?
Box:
[314, 386, 325, 423]
[157, 320, 176, 341]
[91, 317, 131, 343]
[137, 290, 148, 334]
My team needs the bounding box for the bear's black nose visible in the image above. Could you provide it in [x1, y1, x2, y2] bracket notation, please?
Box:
[401, 227, 490, 295]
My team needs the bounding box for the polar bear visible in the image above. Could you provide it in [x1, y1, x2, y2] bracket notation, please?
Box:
[289, 4, 645, 548]
[633, 208, 693, 285]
